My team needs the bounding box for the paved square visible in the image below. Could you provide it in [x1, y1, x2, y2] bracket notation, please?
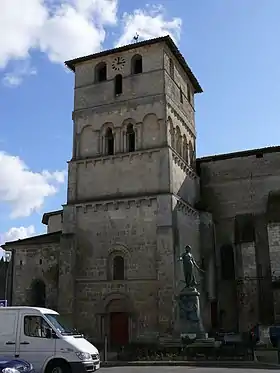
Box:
[99, 367, 278, 373]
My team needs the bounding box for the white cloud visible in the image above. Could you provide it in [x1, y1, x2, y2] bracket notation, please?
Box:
[2, 60, 37, 87]
[0, 225, 35, 259]
[115, 5, 182, 47]
[0, 151, 66, 218]
[0, 225, 35, 245]
[0, 1, 182, 85]
[39, 4, 106, 63]
[0, 0, 117, 71]
[0, 0, 47, 68]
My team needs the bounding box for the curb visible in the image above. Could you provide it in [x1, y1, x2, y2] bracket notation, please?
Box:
[101, 360, 280, 369]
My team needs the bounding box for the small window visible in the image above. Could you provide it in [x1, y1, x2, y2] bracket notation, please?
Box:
[169, 58, 174, 79]
[105, 128, 114, 155]
[114, 74, 123, 95]
[39, 259, 42, 265]
[95, 62, 107, 82]
[24, 316, 52, 338]
[113, 256, 124, 280]
[131, 54, 143, 74]
[127, 124, 136, 152]
[187, 83, 191, 102]
[180, 88, 183, 103]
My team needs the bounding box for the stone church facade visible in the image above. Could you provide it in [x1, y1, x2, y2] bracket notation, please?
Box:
[2, 36, 280, 345]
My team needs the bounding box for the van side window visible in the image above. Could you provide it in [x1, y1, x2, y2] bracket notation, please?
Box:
[24, 316, 51, 338]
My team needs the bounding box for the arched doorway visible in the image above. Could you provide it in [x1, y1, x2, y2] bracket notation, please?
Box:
[30, 279, 46, 307]
[101, 294, 134, 348]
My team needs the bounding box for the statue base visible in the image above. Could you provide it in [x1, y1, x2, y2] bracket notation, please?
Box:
[175, 287, 207, 342]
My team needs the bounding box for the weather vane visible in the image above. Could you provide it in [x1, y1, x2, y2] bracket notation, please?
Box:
[133, 33, 139, 42]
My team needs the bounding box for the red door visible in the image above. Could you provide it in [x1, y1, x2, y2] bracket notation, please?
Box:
[110, 312, 129, 346]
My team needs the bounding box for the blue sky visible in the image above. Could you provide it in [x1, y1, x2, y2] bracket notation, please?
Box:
[0, 0, 280, 246]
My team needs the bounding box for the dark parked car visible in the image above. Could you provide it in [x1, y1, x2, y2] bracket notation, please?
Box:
[0, 358, 34, 373]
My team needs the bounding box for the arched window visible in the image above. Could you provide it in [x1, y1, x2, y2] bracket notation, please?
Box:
[189, 140, 194, 166]
[131, 54, 143, 74]
[175, 126, 182, 155]
[30, 279, 46, 307]
[183, 135, 188, 163]
[180, 87, 183, 103]
[126, 124, 136, 152]
[169, 58, 174, 79]
[95, 62, 107, 82]
[114, 74, 123, 95]
[220, 245, 235, 280]
[105, 128, 114, 155]
[113, 256, 124, 280]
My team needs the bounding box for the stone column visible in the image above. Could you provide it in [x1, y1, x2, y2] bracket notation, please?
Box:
[199, 211, 215, 331]
[156, 195, 175, 337]
[235, 214, 258, 332]
[237, 242, 258, 332]
[67, 162, 77, 203]
[255, 214, 274, 324]
[267, 223, 280, 279]
[266, 192, 280, 321]
[57, 234, 76, 324]
[267, 222, 280, 319]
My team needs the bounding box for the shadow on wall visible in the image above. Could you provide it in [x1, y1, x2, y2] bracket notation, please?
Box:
[170, 148, 218, 334]
[29, 279, 46, 307]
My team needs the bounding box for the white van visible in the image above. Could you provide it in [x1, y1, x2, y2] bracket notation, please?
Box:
[0, 307, 100, 373]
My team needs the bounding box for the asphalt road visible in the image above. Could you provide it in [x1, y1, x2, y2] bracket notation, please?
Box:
[99, 368, 277, 373]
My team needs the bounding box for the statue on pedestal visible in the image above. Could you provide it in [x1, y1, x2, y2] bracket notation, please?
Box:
[178, 245, 205, 290]
[176, 245, 206, 340]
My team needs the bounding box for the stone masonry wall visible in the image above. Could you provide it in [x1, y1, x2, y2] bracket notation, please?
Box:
[267, 223, 280, 319]
[199, 151, 280, 218]
[72, 196, 171, 341]
[198, 149, 280, 330]
[74, 148, 169, 202]
[163, 46, 195, 132]
[170, 151, 199, 206]
[12, 243, 60, 308]
[47, 213, 62, 233]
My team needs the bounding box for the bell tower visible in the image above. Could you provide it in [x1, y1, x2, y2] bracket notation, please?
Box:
[62, 36, 203, 341]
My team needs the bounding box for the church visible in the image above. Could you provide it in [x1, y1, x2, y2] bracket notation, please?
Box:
[2, 35, 280, 346]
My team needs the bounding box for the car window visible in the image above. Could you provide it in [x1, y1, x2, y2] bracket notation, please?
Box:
[24, 316, 51, 338]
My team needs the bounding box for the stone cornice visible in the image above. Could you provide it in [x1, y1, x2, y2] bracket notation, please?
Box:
[75, 195, 157, 213]
[72, 93, 165, 120]
[171, 148, 197, 179]
[75, 278, 158, 283]
[68, 147, 162, 165]
[167, 101, 195, 138]
[174, 195, 199, 217]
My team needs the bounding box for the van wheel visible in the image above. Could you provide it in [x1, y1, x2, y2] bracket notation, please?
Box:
[46, 360, 70, 373]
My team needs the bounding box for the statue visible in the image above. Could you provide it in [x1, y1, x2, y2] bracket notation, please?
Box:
[178, 245, 205, 289]
[175, 245, 207, 340]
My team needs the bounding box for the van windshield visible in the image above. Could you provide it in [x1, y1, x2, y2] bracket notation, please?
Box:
[45, 314, 79, 336]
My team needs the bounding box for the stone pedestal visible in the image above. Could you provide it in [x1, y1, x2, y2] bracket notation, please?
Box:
[175, 287, 207, 341]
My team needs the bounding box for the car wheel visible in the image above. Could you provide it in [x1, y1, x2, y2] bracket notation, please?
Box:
[46, 360, 70, 373]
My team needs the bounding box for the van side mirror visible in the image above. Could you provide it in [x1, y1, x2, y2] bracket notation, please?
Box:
[46, 328, 58, 339]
